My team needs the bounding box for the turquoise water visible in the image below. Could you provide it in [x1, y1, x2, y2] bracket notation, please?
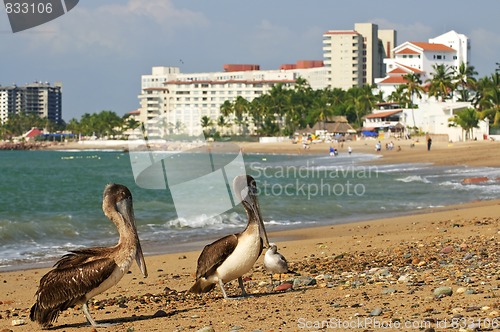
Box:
[1, 149, 500, 270]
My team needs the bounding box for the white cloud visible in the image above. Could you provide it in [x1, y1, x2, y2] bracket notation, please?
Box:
[370, 18, 433, 43]
[468, 28, 500, 75]
[17, 0, 209, 56]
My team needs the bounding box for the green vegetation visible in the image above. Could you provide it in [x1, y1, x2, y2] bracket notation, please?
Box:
[0, 110, 136, 140]
[1, 62, 499, 141]
[214, 80, 375, 137]
[448, 107, 480, 140]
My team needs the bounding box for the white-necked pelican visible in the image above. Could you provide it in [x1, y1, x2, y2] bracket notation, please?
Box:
[188, 175, 269, 299]
[30, 183, 148, 328]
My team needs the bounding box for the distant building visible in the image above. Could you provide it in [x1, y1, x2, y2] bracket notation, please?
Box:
[376, 30, 469, 97]
[363, 101, 488, 142]
[136, 26, 478, 140]
[138, 63, 327, 136]
[323, 23, 397, 89]
[0, 82, 62, 125]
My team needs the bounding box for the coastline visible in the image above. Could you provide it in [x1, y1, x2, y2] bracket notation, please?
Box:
[1, 199, 499, 331]
[1, 139, 500, 331]
[4, 137, 500, 167]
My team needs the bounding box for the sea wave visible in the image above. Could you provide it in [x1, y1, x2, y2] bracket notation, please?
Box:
[395, 175, 431, 184]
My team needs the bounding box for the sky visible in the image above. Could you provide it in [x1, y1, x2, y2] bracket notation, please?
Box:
[1, 0, 499, 122]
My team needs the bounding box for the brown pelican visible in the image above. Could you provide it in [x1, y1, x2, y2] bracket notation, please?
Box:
[264, 243, 289, 286]
[188, 175, 270, 299]
[30, 183, 148, 328]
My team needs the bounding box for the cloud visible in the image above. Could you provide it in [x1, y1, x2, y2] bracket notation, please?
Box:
[370, 18, 433, 44]
[246, 20, 324, 66]
[468, 28, 500, 75]
[17, 0, 209, 56]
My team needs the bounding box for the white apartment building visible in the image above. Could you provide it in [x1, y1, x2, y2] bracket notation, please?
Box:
[138, 64, 328, 136]
[376, 30, 470, 97]
[369, 31, 484, 141]
[0, 89, 9, 124]
[322, 23, 396, 89]
[137, 27, 477, 141]
[363, 101, 488, 142]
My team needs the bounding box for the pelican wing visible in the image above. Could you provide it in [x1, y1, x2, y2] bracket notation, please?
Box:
[54, 247, 112, 268]
[30, 254, 117, 327]
[196, 234, 238, 279]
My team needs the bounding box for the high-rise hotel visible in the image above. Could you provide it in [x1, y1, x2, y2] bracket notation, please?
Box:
[0, 82, 62, 125]
[137, 23, 397, 137]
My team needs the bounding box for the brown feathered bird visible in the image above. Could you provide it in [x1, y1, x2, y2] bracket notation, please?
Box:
[30, 183, 147, 328]
[188, 175, 270, 299]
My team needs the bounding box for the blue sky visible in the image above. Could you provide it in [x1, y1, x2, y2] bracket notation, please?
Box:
[1, 0, 499, 122]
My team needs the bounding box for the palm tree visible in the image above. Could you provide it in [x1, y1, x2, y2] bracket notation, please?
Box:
[344, 85, 376, 127]
[217, 115, 230, 135]
[449, 107, 480, 140]
[453, 62, 478, 102]
[479, 86, 500, 125]
[174, 120, 185, 134]
[307, 89, 333, 130]
[388, 84, 410, 106]
[402, 73, 425, 127]
[426, 64, 454, 102]
[233, 96, 250, 135]
[220, 100, 233, 117]
[200, 116, 214, 137]
[402, 73, 425, 107]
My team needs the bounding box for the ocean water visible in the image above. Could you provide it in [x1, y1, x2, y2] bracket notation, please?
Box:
[1, 149, 500, 271]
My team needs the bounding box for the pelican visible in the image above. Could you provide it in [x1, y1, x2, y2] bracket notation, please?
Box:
[30, 183, 148, 328]
[264, 243, 289, 286]
[188, 175, 270, 299]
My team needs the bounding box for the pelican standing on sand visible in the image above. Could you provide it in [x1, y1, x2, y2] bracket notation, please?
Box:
[264, 243, 289, 286]
[30, 183, 148, 328]
[189, 175, 270, 299]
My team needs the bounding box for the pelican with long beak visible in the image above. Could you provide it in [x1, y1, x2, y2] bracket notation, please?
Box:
[189, 175, 270, 299]
[30, 183, 148, 328]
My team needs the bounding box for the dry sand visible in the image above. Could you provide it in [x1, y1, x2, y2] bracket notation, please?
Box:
[1, 139, 499, 331]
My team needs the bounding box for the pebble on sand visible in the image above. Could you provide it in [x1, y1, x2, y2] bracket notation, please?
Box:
[433, 286, 453, 297]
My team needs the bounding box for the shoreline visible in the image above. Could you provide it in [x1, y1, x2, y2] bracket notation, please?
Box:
[1, 139, 500, 331]
[1, 196, 498, 273]
[1, 198, 499, 331]
[4, 138, 500, 167]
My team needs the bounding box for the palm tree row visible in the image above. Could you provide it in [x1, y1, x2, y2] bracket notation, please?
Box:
[394, 62, 499, 121]
[213, 78, 377, 137]
[0, 110, 139, 140]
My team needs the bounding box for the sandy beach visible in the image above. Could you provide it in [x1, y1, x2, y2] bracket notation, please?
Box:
[1, 139, 499, 331]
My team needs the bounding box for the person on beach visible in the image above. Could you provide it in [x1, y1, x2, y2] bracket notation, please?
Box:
[348, 146, 352, 155]
[427, 135, 432, 151]
[329, 146, 335, 156]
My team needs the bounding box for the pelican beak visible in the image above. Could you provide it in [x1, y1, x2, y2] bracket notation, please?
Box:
[134, 240, 148, 278]
[116, 198, 148, 278]
[248, 194, 270, 249]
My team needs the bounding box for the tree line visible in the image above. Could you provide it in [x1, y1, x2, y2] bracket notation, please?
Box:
[0, 110, 140, 139]
[207, 63, 500, 138]
[1, 62, 499, 140]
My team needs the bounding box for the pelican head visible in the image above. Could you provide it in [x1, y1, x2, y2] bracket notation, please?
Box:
[103, 183, 148, 278]
[233, 175, 270, 248]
